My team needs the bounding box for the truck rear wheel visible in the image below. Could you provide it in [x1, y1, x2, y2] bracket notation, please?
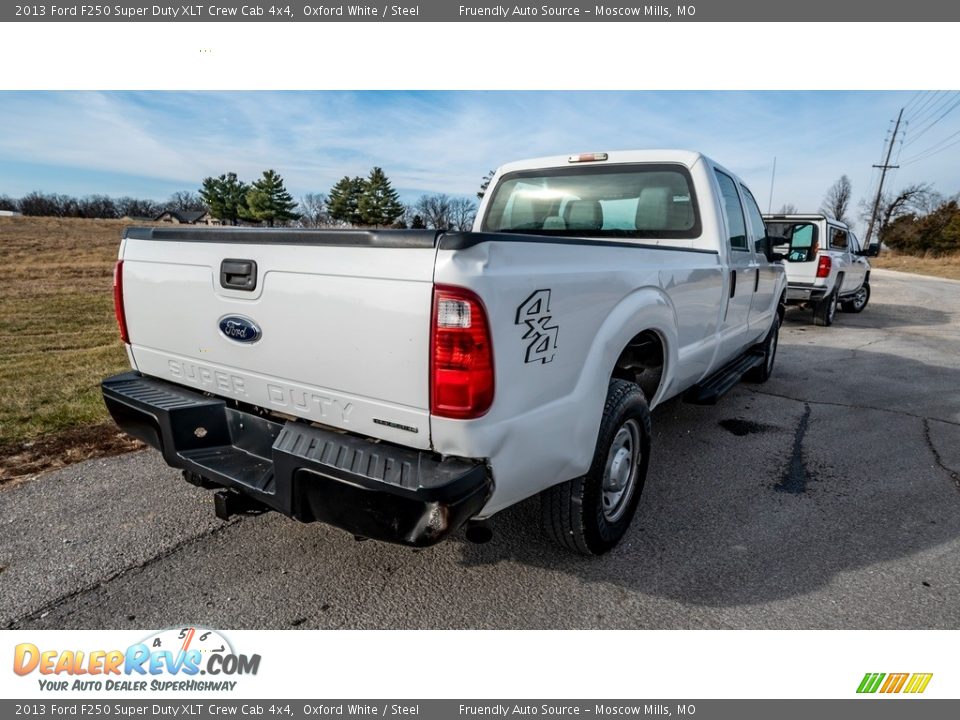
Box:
[541, 379, 651, 555]
[813, 283, 840, 326]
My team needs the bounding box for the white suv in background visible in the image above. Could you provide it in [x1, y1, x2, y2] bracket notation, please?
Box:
[763, 214, 877, 326]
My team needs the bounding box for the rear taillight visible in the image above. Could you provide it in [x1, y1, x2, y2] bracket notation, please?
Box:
[431, 285, 494, 419]
[816, 255, 832, 278]
[113, 260, 129, 344]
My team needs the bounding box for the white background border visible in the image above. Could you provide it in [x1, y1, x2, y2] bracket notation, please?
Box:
[1, 18, 956, 701]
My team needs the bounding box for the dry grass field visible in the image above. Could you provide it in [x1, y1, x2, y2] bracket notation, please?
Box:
[0, 216, 143, 480]
[871, 251, 960, 281]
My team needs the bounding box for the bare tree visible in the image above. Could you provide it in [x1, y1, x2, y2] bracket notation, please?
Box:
[820, 175, 853, 224]
[777, 203, 798, 214]
[298, 192, 330, 227]
[17, 191, 62, 216]
[116, 196, 161, 219]
[79, 195, 119, 219]
[166, 190, 206, 212]
[415, 193, 453, 229]
[858, 183, 941, 240]
[0, 195, 17, 212]
[448, 197, 478, 231]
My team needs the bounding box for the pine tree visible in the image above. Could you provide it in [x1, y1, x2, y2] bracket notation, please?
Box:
[357, 167, 404, 227]
[200, 172, 249, 225]
[327, 175, 366, 225]
[241, 169, 300, 227]
[477, 170, 495, 200]
[411, 214, 426, 229]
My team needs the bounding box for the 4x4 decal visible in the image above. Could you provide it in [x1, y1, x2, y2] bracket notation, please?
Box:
[515, 289, 559, 364]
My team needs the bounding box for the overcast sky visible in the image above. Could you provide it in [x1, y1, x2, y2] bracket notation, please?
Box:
[1, 91, 958, 227]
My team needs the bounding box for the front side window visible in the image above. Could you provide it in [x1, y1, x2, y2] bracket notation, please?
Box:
[714, 170, 748, 250]
[740, 184, 768, 250]
[482, 163, 701, 239]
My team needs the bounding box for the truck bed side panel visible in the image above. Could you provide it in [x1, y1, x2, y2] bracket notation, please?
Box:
[431, 236, 724, 514]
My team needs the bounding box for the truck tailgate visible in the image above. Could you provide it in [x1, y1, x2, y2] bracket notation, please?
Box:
[119, 228, 438, 449]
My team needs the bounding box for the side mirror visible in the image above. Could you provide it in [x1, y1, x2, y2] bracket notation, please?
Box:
[770, 252, 785, 263]
[863, 244, 880, 257]
[755, 236, 779, 263]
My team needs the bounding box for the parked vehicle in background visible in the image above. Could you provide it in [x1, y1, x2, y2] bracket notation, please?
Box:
[763, 213, 877, 326]
[102, 150, 786, 556]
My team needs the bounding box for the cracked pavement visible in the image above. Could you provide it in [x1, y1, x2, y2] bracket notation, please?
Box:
[2, 269, 959, 629]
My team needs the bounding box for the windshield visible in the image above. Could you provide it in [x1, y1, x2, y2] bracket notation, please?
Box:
[481, 164, 701, 239]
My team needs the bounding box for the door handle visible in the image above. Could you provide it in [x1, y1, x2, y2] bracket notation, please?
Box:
[220, 259, 258, 291]
[754, 267, 760, 292]
[729, 269, 737, 298]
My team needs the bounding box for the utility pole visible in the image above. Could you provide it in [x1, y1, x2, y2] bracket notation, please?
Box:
[864, 107, 904, 248]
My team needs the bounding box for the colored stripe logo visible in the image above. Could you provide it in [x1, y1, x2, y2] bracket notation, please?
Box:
[857, 672, 933, 694]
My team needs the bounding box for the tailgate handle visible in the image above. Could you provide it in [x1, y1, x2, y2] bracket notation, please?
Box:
[220, 259, 257, 291]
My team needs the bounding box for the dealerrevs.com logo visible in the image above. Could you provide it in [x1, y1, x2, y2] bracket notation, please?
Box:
[857, 672, 933, 694]
[13, 627, 261, 692]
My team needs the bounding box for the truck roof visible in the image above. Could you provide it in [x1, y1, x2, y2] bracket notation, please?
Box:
[762, 213, 849, 228]
[496, 149, 708, 174]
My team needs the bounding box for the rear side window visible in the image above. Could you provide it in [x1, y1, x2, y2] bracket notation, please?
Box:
[714, 170, 748, 250]
[482, 164, 701, 239]
[829, 227, 849, 250]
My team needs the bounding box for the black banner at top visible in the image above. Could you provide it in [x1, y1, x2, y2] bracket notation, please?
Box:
[5, 0, 959, 22]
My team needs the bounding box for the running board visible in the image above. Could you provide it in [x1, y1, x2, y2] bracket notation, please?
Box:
[683, 351, 764, 406]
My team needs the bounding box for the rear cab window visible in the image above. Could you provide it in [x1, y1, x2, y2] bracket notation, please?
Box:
[481, 163, 701, 240]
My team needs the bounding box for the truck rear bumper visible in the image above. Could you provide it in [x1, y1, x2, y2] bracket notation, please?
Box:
[101, 372, 491, 547]
[786, 282, 827, 303]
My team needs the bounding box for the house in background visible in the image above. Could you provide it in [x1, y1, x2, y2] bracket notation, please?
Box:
[154, 209, 220, 225]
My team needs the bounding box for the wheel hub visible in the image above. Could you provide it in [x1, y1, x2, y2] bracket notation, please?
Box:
[601, 420, 641, 522]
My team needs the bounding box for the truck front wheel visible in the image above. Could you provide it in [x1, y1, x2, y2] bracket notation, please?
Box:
[841, 282, 870, 313]
[541, 379, 651, 555]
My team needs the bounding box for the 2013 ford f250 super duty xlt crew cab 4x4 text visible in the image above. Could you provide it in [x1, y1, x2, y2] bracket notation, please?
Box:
[102, 150, 787, 555]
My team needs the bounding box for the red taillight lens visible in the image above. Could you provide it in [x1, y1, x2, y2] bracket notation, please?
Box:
[816, 255, 832, 278]
[113, 260, 130, 344]
[431, 285, 494, 419]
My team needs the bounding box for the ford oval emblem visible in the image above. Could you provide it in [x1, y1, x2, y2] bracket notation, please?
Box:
[218, 315, 262, 343]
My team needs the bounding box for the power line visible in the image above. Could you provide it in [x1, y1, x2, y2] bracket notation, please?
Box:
[904, 91, 943, 124]
[905, 90, 956, 126]
[902, 128, 960, 165]
[902, 90, 925, 114]
[903, 93, 960, 146]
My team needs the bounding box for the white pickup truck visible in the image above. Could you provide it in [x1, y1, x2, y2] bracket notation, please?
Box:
[103, 150, 786, 555]
[762, 213, 877, 326]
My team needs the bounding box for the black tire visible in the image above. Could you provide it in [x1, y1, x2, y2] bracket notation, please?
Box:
[841, 282, 870, 313]
[541, 379, 651, 555]
[813, 282, 840, 327]
[744, 313, 780, 383]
